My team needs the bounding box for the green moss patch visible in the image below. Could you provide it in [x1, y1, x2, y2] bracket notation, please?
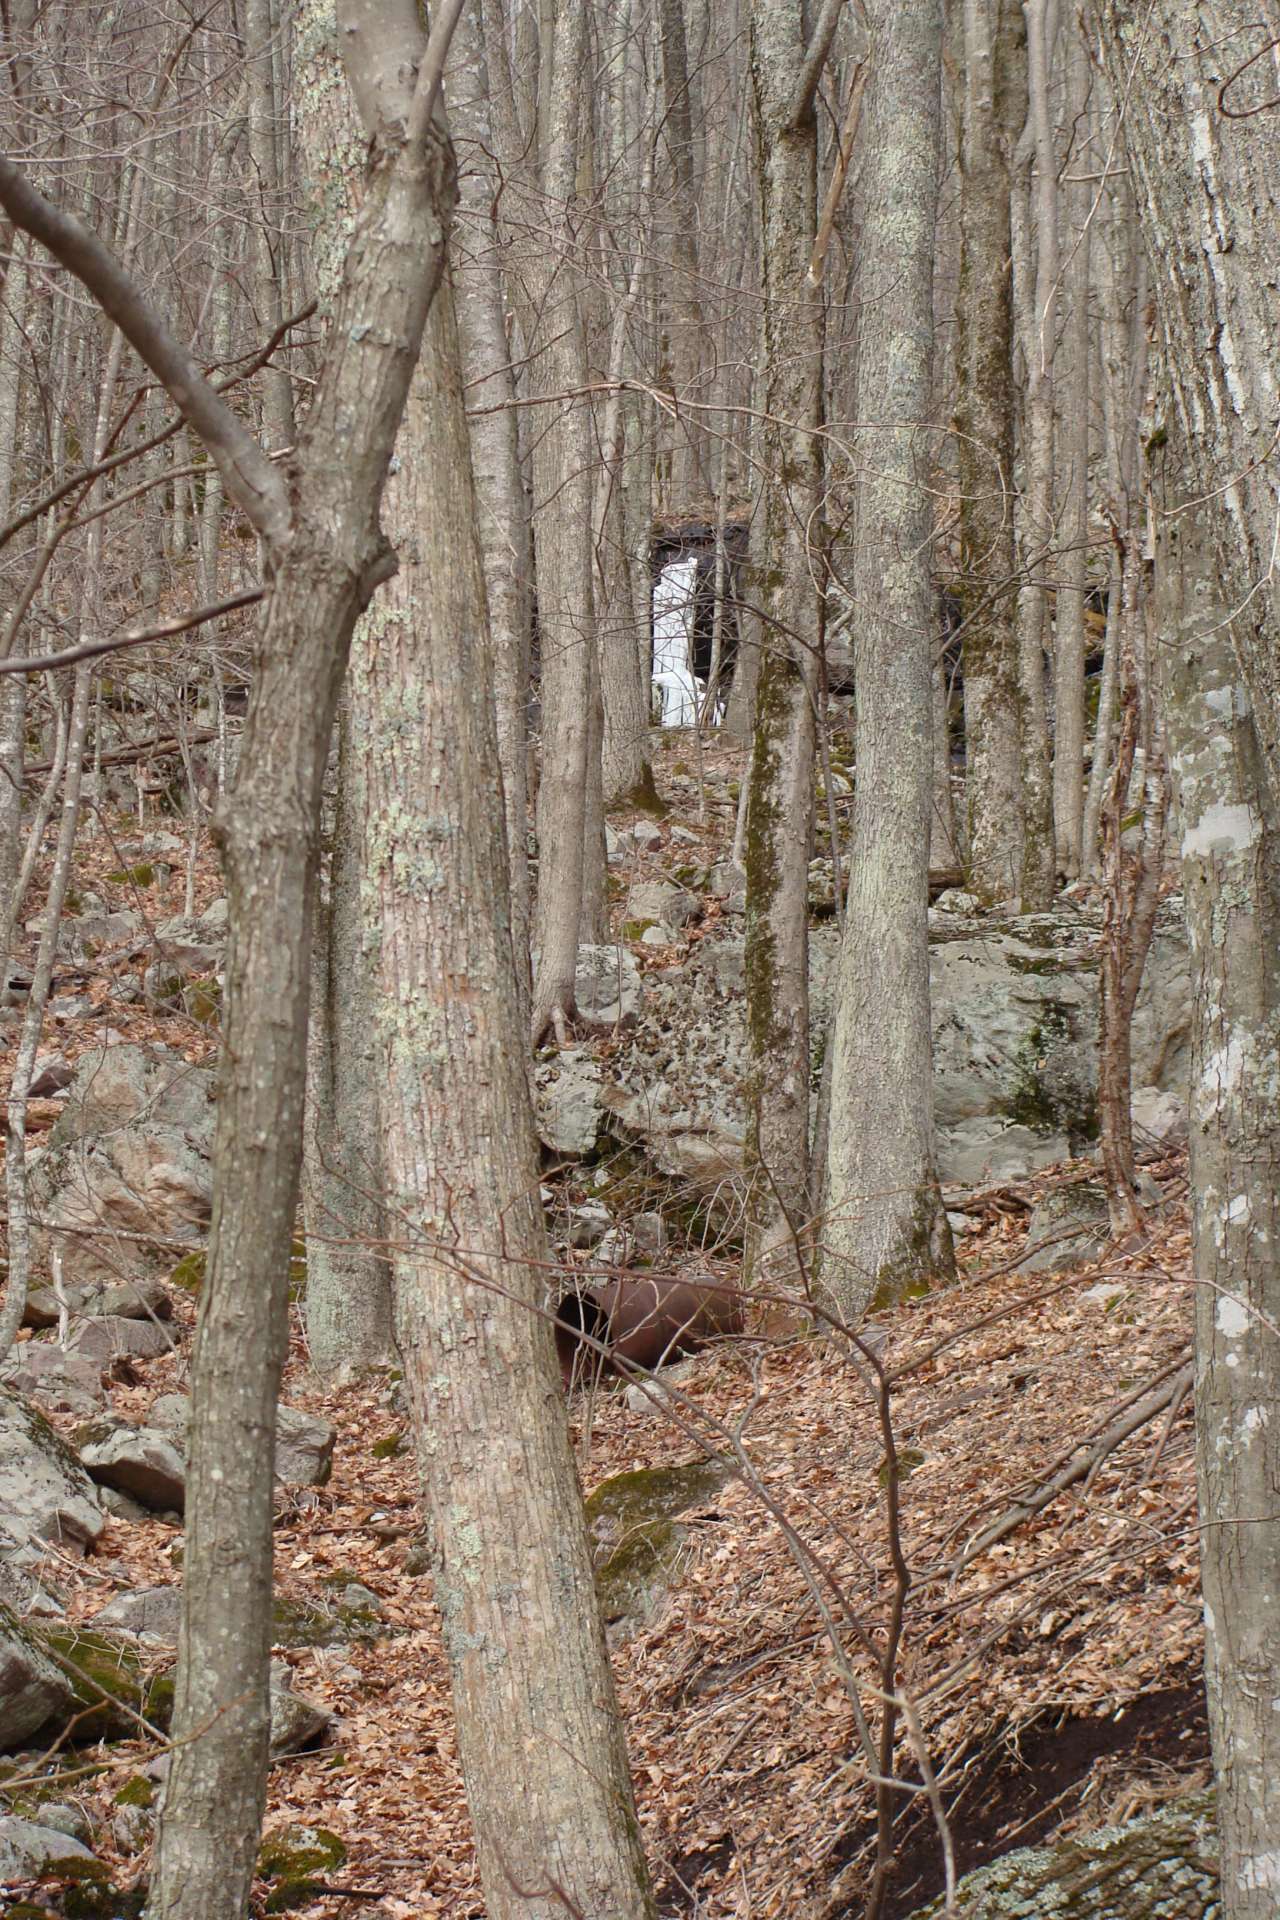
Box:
[585, 1460, 732, 1628]
[36, 1625, 173, 1739]
[259, 1822, 347, 1911]
[168, 1251, 206, 1294]
[259, 1822, 346, 1879]
[113, 1774, 155, 1810]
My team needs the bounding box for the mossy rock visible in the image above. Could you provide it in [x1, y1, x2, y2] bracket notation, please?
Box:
[621, 920, 656, 942]
[264, 1881, 326, 1914]
[259, 1822, 346, 1880]
[113, 1774, 155, 1810]
[585, 1460, 732, 1630]
[998, 998, 1098, 1141]
[182, 978, 221, 1026]
[62, 1879, 144, 1920]
[35, 1625, 173, 1739]
[168, 1251, 205, 1294]
[271, 1593, 380, 1649]
[105, 864, 155, 888]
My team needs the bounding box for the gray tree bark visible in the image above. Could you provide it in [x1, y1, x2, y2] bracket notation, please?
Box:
[1011, 0, 1056, 907]
[955, 0, 1024, 903]
[657, 0, 710, 501]
[1050, 27, 1092, 880]
[302, 697, 393, 1376]
[449, 0, 535, 995]
[294, 20, 656, 1912]
[359, 269, 655, 1920]
[0, 5, 468, 1910]
[244, 0, 296, 453]
[294, 10, 398, 1378]
[1099, 10, 1280, 1905]
[1157, 477, 1280, 1920]
[526, 0, 596, 1044]
[822, 0, 955, 1318]
[741, 0, 825, 1277]
[0, 233, 30, 968]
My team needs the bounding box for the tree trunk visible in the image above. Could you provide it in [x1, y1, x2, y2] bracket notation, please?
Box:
[527, 0, 596, 1044]
[657, 0, 710, 501]
[1050, 26, 1091, 880]
[822, 0, 955, 1319]
[449, 0, 534, 999]
[302, 697, 393, 1375]
[1011, 0, 1056, 908]
[359, 273, 655, 1920]
[955, 0, 1024, 902]
[0, 11, 476, 1912]
[244, 0, 295, 452]
[741, 0, 825, 1277]
[1096, 16, 1280, 1897]
[1157, 476, 1280, 1920]
[0, 233, 29, 969]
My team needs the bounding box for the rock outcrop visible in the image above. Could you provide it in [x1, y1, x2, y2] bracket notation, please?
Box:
[28, 1042, 215, 1290]
[534, 900, 1192, 1194]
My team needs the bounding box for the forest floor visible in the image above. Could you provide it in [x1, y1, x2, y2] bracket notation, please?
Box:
[0, 739, 1207, 1918]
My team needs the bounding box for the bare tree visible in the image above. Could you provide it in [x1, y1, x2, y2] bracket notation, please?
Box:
[1099, 8, 1280, 1910]
[822, 0, 955, 1317]
[1050, 26, 1093, 881]
[526, 0, 598, 1045]
[0, 2, 465, 1908]
[955, 0, 1025, 902]
[1010, 0, 1057, 908]
[740, 0, 834, 1276]
[297, 16, 656, 1910]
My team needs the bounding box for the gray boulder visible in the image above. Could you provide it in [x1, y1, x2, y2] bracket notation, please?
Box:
[573, 945, 644, 1034]
[1018, 1181, 1113, 1273]
[269, 1660, 334, 1758]
[626, 880, 698, 931]
[0, 1343, 104, 1415]
[32, 1802, 92, 1843]
[0, 1387, 104, 1559]
[0, 1605, 78, 1748]
[0, 1813, 96, 1877]
[1131, 1083, 1189, 1147]
[67, 1314, 175, 1361]
[75, 1418, 186, 1512]
[149, 1393, 334, 1489]
[585, 900, 1191, 1190]
[24, 1274, 172, 1330]
[535, 1050, 605, 1157]
[275, 1404, 336, 1487]
[93, 1584, 182, 1643]
[905, 1789, 1216, 1919]
[29, 1051, 74, 1098]
[144, 912, 224, 1007]
[28, 1043, 215, 1290]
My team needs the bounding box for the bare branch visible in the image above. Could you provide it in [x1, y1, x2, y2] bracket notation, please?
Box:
[792, 0, 847, 125]
[0, 301, 315, 552]
[0, 160, 291, 546]
[0, 588, 262, 676]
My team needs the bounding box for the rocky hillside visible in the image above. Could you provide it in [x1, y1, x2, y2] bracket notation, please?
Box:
[0, 740, 1208, 1918]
